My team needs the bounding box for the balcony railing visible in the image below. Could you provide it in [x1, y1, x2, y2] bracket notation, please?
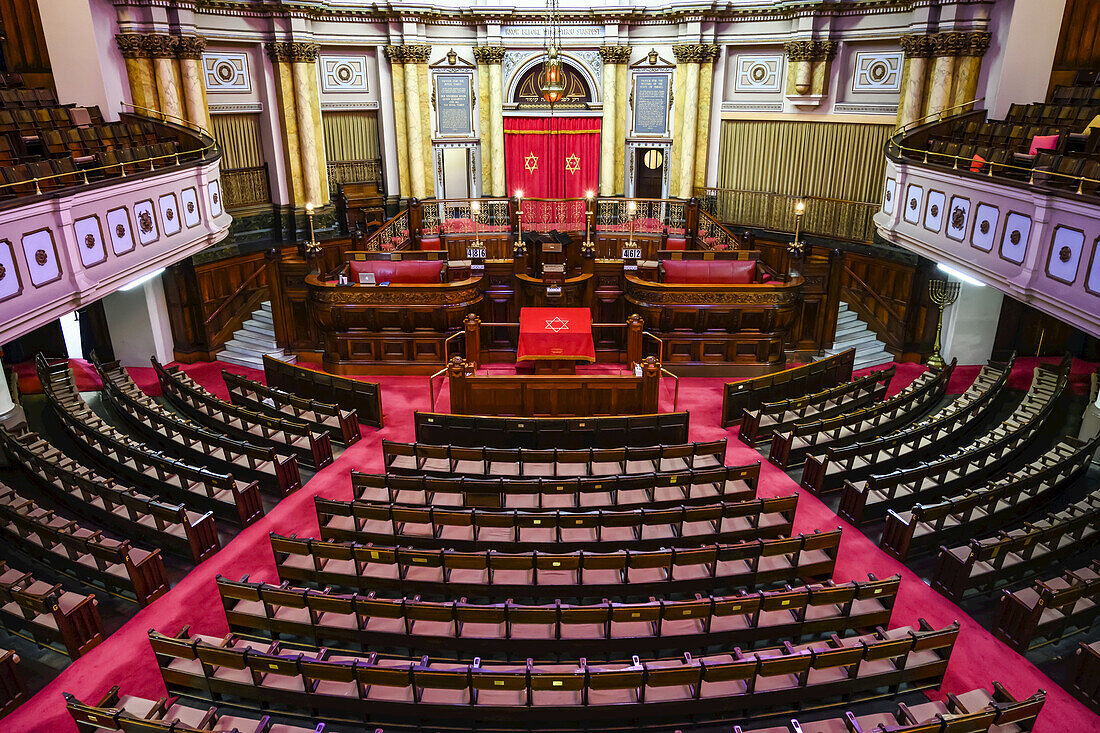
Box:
[222, 165, 272, 209]
[327, 159, 382, 198]
[697, 187, 879, 244]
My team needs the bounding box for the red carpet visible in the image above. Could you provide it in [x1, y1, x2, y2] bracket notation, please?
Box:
[2, 359, 1097, 731]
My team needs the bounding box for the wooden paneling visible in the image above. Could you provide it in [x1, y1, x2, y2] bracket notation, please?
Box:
[0, 0, 52, 81]
[837, 251, 932, 356]
[1054, 0, 1100, 73]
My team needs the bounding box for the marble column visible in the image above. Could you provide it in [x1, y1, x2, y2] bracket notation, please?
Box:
[0, 357, 24, 432]
[612, 48, 633, 196]
[289, 44, 323, 208]
[416, 57, 434, 198]
[951, 32, 992, 111]
[145, 34, 184, 123]
[783, 40, 837, 101]
[384, 47, 411, 198]
[403, 45, 429, 200]
[266, 44, 306, 207]
[175, 36, 210, 133]
[473, 47, 494, 196]
[481, 46, 506, 197]
[926, 33, 964, 120]
[673, 44, 709, 199]
[668, 62, 685, 197]
[115, 34, 157, 114]
[692, 45, 719, 193]
[896, 35, 932, 129]
[598, 47, 622, 197]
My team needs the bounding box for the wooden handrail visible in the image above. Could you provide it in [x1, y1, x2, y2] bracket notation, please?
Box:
[204, 267, 265, 326]
[842, 265, 905, 324]
[697, 208, 744, 248]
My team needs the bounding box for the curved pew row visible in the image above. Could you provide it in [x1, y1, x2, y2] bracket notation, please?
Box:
[94, 357, 302, 496]
[0, 427, 221, 564]
[720, 349, 856, 427]
[152, 358, 333, 470]
[413, 410, 690, 449]
[382, 439, 726, 477]
[270, 529, 842, 600]
[63, 683, 1050, 733]
[993, 560, 1099, 654]
[149, 622, 959, 729]
[738, 365, 895, 445]
[801, 359, 1006, 494]
[217, 574, 899, 658]
[0, 559, 105, 658]
[315, 494, 797, 552]
[838, 357, 1070, 526]
[223, 371, 361, 446]
[36, 356, 264, 527]
[351, 463, 760, 511]
[1069, 640, 1100, 711]
[262, 354, 383, 429]
[0, 481, 168, 606]
[931, 489, 1100, 603]
[880, 435, 1097, 560]
[770, 358, 961, 469]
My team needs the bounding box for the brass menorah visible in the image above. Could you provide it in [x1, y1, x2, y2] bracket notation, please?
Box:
[927, 279, 961, 370]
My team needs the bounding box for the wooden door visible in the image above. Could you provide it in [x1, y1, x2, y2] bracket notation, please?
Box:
[634, 148, 665, 199]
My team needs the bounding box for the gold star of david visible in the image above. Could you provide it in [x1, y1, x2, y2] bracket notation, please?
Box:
[524, 153, 539, 173]
[565, 153, 580, 174]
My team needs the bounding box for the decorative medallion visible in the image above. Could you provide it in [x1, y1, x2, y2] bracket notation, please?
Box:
[951, 207, 964, 230]
[1009, 230, 1021, 245]
[321, 55, 369, 92]
[187, 201, 195, 214]
[138, 211, 154, 234]
[735, 55, 782, 92]
[853, 51, 903, 92]
[34, 249, 47, 266]
[84, 233, 96, 249]
[1059, 246, 1072, 263]
[202, 52, 250, 92]
[909, 198, 917, 210]
[116, 223, 126, 238]
[980, 220, 990, 234]
[0, 263, 5, 281]
[885, 190, 892, 202]
[930, 204, 939, 218]
[166, 208, 174, 221]
[212, 192, 219, 205]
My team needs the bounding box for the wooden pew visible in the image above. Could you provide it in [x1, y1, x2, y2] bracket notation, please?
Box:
[0, 560, 105, 658]
[223, 370, 361, 445]
[1069, 640, 1100, 711]
[993, 560, 1099, 653]
[0, 648, 26, 717]
[720, 349, 855, 427]
[263, 354, 383, 428]
[413, 411, 689, 449]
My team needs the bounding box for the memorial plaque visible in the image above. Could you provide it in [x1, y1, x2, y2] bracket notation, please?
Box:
[436, 75, 473, 137]
[633, 74, 670, 136]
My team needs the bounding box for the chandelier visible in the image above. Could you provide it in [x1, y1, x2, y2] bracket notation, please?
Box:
[537, 0, 566, 106]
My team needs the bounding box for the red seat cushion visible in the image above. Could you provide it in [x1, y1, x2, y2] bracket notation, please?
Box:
[665, 237, 687, 251]
[349, 259, 444, 284]
[420, 236, 443, 251]
[970, 154, 986, 173]
[662, 259, 757, 284]
[1028, 134, 1059, 155]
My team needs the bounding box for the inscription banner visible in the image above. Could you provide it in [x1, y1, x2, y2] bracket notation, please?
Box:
[633, 74, 670, 137]
[436, 74, 473, 137]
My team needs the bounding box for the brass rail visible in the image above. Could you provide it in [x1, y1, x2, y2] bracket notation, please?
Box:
[642, 330, 664, 358]
[660, 367, 680, 412]
[428, 367, 447, 412]
[204, 267, 264, 327]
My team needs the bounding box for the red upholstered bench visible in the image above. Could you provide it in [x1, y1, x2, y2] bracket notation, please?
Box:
[349, 259, 444, 284]
[662, 258, 759, 284]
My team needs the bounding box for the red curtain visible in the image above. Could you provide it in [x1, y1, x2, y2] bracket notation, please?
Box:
[504, 116, 601, 201]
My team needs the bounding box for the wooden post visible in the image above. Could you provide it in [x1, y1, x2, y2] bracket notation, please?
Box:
[265, 248, 289, 349]
[686, 197, 700, 249]
[464, 313, 482, 367]
[626, 314, 644, 366]
[408, 198, 422, 249]
[641, 356, 661, 413]
[822, 248, 846, 349]
[447, 356, 468, 414]
[742, 230, 755, 249]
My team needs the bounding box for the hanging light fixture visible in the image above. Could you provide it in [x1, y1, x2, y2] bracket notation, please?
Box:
[538, 0, 566, 106]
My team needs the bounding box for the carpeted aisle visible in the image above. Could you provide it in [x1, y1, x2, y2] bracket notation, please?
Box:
[2, 359, 1097, 731]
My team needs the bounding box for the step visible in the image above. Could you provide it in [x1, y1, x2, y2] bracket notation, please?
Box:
[240, 321, 277, 340]
[833, 321, 867, 340]
[853, 350, 894, 371]
[837, 302, 851, 313]
[832, 331, 881, 351]
[229, 331, 279, 350]
[250, 308, 273, 322]
[216, 350, 266, 370]
[836, 311, 860, 326]
[260, 301, 272, 313]
[224, 338, 283, 357]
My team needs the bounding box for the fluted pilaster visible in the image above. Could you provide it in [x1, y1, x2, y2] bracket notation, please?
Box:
[672, 44, 718, 199]
[896, 35, 933, 129]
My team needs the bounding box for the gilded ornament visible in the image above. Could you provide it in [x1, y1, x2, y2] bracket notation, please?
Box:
[930, 204, 939, 218]
[951, 206, 965, 230]
[139, 211, 154, 234]
[166, 208, 175, 222]
[673, 44, 720, 64]
[0, 263, 5, 280]
[115, 34, 147, 59]
[84, 234, 96, 249]
[899, 35, 933, 59]
[266, 41, 319, 64]
[141, 34, 178, 59]
[598, 46, 632, 64]
[187, 201, 195, 214]
[34, 249, 47, 266]
[784, 40, 837, 63]
[174, 36, 207, 60]
[909, 198, 918, 211]
[1059, 246, 1072, 263]
[472, 46, 506, 64]
[980, 220, 990, 235]
[403, 45, 432, 64]
[116, 223, 126, 238]
[1009, 229, 1021, 245]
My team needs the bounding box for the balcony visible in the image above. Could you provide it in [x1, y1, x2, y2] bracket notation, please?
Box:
[0, 114, 231, 344]
[874, 105, 1100, 337]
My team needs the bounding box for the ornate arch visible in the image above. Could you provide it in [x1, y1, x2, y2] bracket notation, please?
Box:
[506, 52, 601, 109]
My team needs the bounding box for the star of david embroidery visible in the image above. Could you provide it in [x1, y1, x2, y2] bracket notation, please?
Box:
[545, 317, 570, 333]
[564, 153, 580, 175]
[524, 153, 539, 173]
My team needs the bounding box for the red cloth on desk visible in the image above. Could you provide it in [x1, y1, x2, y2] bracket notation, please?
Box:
[516, 307, 596, 363]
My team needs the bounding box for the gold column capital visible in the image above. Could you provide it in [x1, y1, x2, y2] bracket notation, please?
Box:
[960, 31, 992, 57]
[174, 36, 207, 60]
[673, 43, 719, 64]
[928, 31, 989, 58]
[598, 45, 632, 64]
[115, 34, 148, 59]
[472, 45, 506, 64]
[141, 33, 179, 59]
[899, 34, 934, 59]
[783, 39, 837, 63]
[404, 44, 432, 64]
[266, 41, 320, 64]
[384, 45, 407, 63]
